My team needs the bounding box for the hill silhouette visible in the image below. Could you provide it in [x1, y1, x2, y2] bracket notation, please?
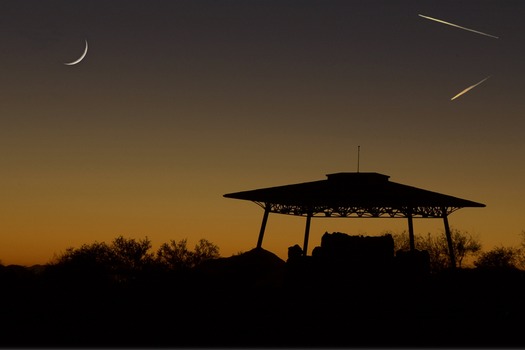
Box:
[196, 247, 286, 287]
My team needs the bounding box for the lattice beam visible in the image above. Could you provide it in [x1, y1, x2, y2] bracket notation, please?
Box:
[254, 201, 460, 218]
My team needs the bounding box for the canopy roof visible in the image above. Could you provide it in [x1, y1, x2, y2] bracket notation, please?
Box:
[224, 172, 485, 218]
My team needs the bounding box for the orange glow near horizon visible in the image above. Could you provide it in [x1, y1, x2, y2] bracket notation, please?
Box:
[0, 183, 515, 267]
[2, 1, 525, 266]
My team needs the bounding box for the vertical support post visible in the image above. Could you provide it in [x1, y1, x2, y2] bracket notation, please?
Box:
[407, 209, 415, 251]
[302, 213, 312, 256]
[256, 205, 270, 249]
[443, 209, 456, 269]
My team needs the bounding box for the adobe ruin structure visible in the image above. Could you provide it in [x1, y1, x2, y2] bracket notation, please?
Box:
[224, 172, 485, 268]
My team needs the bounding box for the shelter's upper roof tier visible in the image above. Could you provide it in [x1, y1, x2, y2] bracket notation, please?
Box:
[326, 172, 390, 183]
[223, 172, 485, 218]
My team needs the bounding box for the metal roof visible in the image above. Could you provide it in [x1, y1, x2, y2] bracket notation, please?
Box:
[223, 172, 485, 218]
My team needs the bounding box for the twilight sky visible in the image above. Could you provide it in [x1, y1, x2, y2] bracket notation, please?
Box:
[2, 0, 525, 266]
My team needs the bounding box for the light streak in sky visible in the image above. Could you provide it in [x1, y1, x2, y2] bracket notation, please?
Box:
[450, 76, 491, 101]
[418, 14, 499, 39]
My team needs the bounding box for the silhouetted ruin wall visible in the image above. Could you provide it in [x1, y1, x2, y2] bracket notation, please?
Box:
[288, 232, 430, 281]
[312, 231, 394, 269]
[317, 231, 393, 258]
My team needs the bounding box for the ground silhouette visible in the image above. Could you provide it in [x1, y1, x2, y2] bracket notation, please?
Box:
[1, 237, 525, 348]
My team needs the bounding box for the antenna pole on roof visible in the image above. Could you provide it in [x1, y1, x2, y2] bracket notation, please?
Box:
[357, 145, 360, 173]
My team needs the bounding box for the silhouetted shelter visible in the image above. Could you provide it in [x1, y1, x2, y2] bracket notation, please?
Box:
[224, 172, 485, 268]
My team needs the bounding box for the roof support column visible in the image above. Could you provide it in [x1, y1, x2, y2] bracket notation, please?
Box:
[302, 213, 312, 256]
[256, 205, 270, 249]
[442, 208, 456, 269]
[407, 210, 415, 251]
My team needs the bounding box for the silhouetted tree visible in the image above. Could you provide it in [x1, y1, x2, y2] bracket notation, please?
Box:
[49, 241, 114, 284]
[155, 238, 220, 270]
[474, 246, 522, 270]
[156, 238, 193, 271]
[447, 229, 482, 268]
[473, 232, 525, 270]
[52, 241, 112, 266]
[110, 236, 155, 282]
[50, 236, 157, 284]
[391, 229, 481, 271]
[192, 238, 220, 266]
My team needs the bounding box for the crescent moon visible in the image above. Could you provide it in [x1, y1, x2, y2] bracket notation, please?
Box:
[64, 40, 88, 66]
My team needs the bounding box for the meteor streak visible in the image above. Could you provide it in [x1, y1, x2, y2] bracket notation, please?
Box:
[451, 76, 491, 101]
[418, 14, 499, 39]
